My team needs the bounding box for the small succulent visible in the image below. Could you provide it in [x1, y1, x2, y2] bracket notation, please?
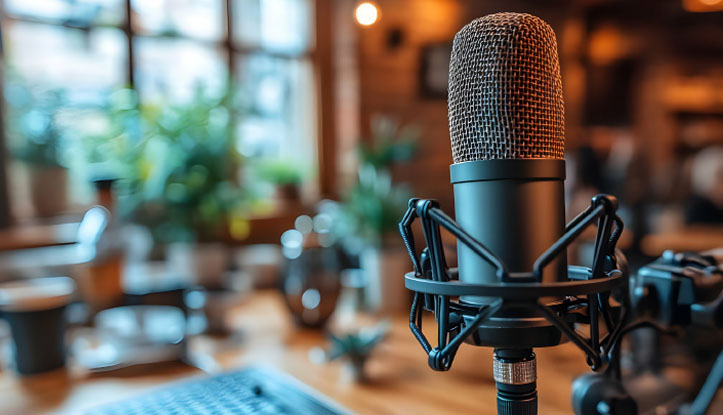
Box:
[323, 322, 390, 381]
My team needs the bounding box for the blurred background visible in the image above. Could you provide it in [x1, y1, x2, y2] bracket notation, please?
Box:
[0, 0, 721, 413]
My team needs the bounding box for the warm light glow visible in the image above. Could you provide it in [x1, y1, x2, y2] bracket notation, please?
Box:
[355, 2, 379, 26]
[683, 0, 723, 12]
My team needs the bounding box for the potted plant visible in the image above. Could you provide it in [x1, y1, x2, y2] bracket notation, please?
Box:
[257, 159, 303, 204]
[96, 86, 254, 288]
[322, 322, 389, 382]
[336, 116, 419, 315]
[6, 83, 69, 217]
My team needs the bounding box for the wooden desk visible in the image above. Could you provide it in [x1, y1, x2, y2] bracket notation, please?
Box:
[0, 222, 78, 252]
[0, 291, 591, 415]
[641, 225, 723, 256]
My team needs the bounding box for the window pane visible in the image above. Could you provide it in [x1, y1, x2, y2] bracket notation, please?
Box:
[135, 37, 228, 103]
[233, 0, 313, 54]
[3, 21, 127, 103]
[131, 0, 224, 41]
[235, 54, 316, 166]
[3, 22, 128, 211]
[4, 0, 124, 26]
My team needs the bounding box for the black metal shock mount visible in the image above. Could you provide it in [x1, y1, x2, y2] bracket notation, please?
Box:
[398, 194, 629, 373]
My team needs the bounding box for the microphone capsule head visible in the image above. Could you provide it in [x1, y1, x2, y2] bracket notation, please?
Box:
[448, 12, 565, 163]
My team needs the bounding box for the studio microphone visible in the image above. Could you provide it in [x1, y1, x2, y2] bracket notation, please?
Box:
[399, 12, 627, 415]
[448, 12, 566, 413]
[448, 13, 567, 330]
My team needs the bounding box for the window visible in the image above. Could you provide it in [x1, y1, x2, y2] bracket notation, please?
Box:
[1, 0, 318, 216]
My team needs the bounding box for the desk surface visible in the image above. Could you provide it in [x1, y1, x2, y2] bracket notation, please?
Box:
[0, 222, 79, 252]
[0, 292, 591, 415]
[641, 225, 723, 256]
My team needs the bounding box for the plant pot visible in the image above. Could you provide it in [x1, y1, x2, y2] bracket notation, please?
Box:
[273, 184, 301, 208]
[166, 243, 230, 289]
[84, 257, 124, 314]
[342, 355, 369, 383]
[360, 246, 411, 315]
[29, 166, 68, 217]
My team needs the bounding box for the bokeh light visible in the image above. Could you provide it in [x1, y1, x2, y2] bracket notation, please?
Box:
[355, 2, 379, 26]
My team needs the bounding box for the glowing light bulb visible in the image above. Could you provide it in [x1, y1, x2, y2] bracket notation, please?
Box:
[355, 2, 379, 26]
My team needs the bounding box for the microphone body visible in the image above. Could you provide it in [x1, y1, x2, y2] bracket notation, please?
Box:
[452, 159, 567, 301]
[445, 13, 569, 414]
[447, 12, 568, 349]
[452, 161, 568, 348]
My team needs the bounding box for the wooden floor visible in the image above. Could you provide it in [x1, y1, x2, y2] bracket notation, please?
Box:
[0, 291, 592, 415]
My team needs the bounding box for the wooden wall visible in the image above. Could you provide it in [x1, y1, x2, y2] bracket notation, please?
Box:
[356, 0, 462, 210]
[347, 0, 574, 210]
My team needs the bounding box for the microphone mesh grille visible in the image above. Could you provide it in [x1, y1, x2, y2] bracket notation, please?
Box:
[448, 13, 565, 163]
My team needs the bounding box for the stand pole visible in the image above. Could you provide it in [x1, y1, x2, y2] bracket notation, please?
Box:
[494, 349, 538, 415]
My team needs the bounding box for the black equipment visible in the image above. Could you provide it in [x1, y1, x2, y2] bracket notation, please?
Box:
[572, 251, 723, 415]
[86, 366, 349, 415]
[397, 11, 722, 415]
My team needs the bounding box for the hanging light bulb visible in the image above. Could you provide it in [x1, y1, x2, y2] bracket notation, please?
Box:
[355, 2, 379, 26]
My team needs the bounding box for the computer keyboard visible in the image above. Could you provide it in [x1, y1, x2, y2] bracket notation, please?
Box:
[85, 366, 350, 415]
